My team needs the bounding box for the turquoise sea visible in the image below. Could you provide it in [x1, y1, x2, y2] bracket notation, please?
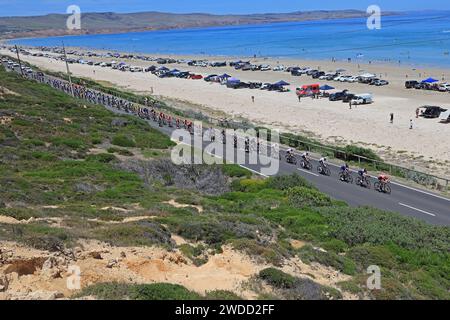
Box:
[10, 11, 450, 67]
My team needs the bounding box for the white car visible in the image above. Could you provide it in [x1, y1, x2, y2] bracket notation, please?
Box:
[438, 83, 450, 92]
[273, 65, 286, 71]
[346, 76, 359, 83]
[260, 65, 271, 71]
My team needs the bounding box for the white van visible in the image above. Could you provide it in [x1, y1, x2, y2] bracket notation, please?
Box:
[440, 110, 450, 123]
[351, 93, 373, 105]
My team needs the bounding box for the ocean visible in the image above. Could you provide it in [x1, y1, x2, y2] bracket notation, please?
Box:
[9, 11, 450, 68]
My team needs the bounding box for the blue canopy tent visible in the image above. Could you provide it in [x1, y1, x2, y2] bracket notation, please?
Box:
[220, 73, 231, 78]
[422, 77, 438, 83]
[319, 85, 335, 91]
[274, 80, 290, 86]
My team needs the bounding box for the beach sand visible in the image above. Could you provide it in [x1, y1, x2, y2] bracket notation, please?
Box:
[2, 48, 449, 177]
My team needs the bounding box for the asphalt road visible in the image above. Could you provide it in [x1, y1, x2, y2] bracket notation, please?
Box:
[4, 58, 448, 226]
[125, 108, 450, 226]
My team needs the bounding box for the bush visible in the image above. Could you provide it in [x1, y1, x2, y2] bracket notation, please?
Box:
[77, 282, 201, 300]
[130, 283, 201, 300]
[232, 179, 267, 193]
[86, 153, 117, 163]
[342, 145, 381, 161]
[222, 164, 252, 178]
[267, 174, 315, 191]
[286, 187, 332, 208]
[111, 134, 136, 147]
[205, 290, 242, 300]
[259, 268, 296, 288]
[298, 245, 357, 275]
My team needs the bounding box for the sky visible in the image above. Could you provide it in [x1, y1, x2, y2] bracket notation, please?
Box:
[1, 0, 450, 17]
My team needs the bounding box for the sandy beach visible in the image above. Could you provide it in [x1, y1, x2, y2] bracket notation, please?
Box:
[2, 47, 449, 177]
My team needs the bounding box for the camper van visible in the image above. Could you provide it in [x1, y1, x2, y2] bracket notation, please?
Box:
[351, 93, 373, 105]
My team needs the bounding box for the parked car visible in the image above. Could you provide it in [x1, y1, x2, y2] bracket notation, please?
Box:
[273, 65, 286, 72]
[351, 93, 374, 105]
[260, 65, 271, 71]
[342, 93, 356, 103]
[419, 106, 447, 118]
[312, 71, 326, 79]
[374, 80, 389, 86]
[438, 83, 450, 92]
[405, 80, 419, 89]
[329, 90, 349, 101]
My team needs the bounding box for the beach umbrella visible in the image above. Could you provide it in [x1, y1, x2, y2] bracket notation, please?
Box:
[274, 80, 290, 86]
[319, 85, 335, 91]
[421, 77, 438, 83]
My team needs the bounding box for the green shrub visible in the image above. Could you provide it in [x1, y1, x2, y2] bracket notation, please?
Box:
[76, 282, 200, 300]
[259, 268, 296, 288]
[86, 153, 117, 163]
[205, 290, 242, 300]
[286, 186, 332, 208]
[111, 134, 136, 147]
[267, 174, 315, 191]
[222, 164, 252, 178]
[298, 245, 357, 275]
[51, 137, 85, 149]
[232, 179, 267, 193]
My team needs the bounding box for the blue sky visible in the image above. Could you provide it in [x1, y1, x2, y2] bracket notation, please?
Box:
[1, 0, 450, 17]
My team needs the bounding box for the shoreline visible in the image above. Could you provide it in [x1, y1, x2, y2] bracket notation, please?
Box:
[1, 46, 449, 177]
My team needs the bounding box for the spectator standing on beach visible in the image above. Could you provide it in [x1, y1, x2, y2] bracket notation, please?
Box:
[251, 96, 255, 103]
[298, 95, 301, 103]
[416, 108, 420, 118]
[390, 113, 394, 124]
[349, 100, 352, 109]
[410, 119, 413, 129]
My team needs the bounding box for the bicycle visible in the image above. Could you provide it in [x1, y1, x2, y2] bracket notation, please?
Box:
[285, 153, 297, 165]
[356, 175, 371, 189]
[300, 159, 312, 170]
[374, 180, 392, 194]
[317, 164, 331, 176]
[339, 171, 353, 184]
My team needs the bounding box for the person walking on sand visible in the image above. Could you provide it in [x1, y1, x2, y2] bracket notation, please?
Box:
[416, 108, 420, 118]
[410, 119, 413, 129]
[298, 95, 301, 103]
[390, 113, 394, 124]
[349, 100, 352, 109]
[251, 96, 255, 103]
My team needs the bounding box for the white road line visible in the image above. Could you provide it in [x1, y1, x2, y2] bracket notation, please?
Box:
[239, 165, 269, 178]
[398, 203, 437, 217]
[297, 168, 319, 177]
[392, 182, 450, 202]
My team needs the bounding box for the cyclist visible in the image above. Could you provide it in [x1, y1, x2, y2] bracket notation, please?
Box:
[301, 151, 310, 163]
[377, 173, 390, 188]
[319, 157, 327, 168]
[340, 163, 350, 180]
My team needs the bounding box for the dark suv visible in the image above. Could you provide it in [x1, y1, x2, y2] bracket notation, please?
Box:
[405, 80, 419, 89]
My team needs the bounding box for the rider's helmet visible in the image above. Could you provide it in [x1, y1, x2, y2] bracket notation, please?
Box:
[323, 157, 327, 161]
[364, 168, 367, 173]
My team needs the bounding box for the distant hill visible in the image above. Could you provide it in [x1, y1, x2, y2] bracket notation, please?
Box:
[0, 10, 398, 39]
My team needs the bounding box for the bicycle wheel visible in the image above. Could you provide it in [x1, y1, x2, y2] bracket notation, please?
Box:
[356, 176, 362, 186]
[384, 184, 392, 194]
[317, 166, 323, 174]
[374, 181, 381, 191]
[325, 167, 331, 176]
[348, 175, 353, 184]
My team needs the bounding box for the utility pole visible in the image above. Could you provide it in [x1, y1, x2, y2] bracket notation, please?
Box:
[14, 45, 24, 76]
[62, 41, 75, 97]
